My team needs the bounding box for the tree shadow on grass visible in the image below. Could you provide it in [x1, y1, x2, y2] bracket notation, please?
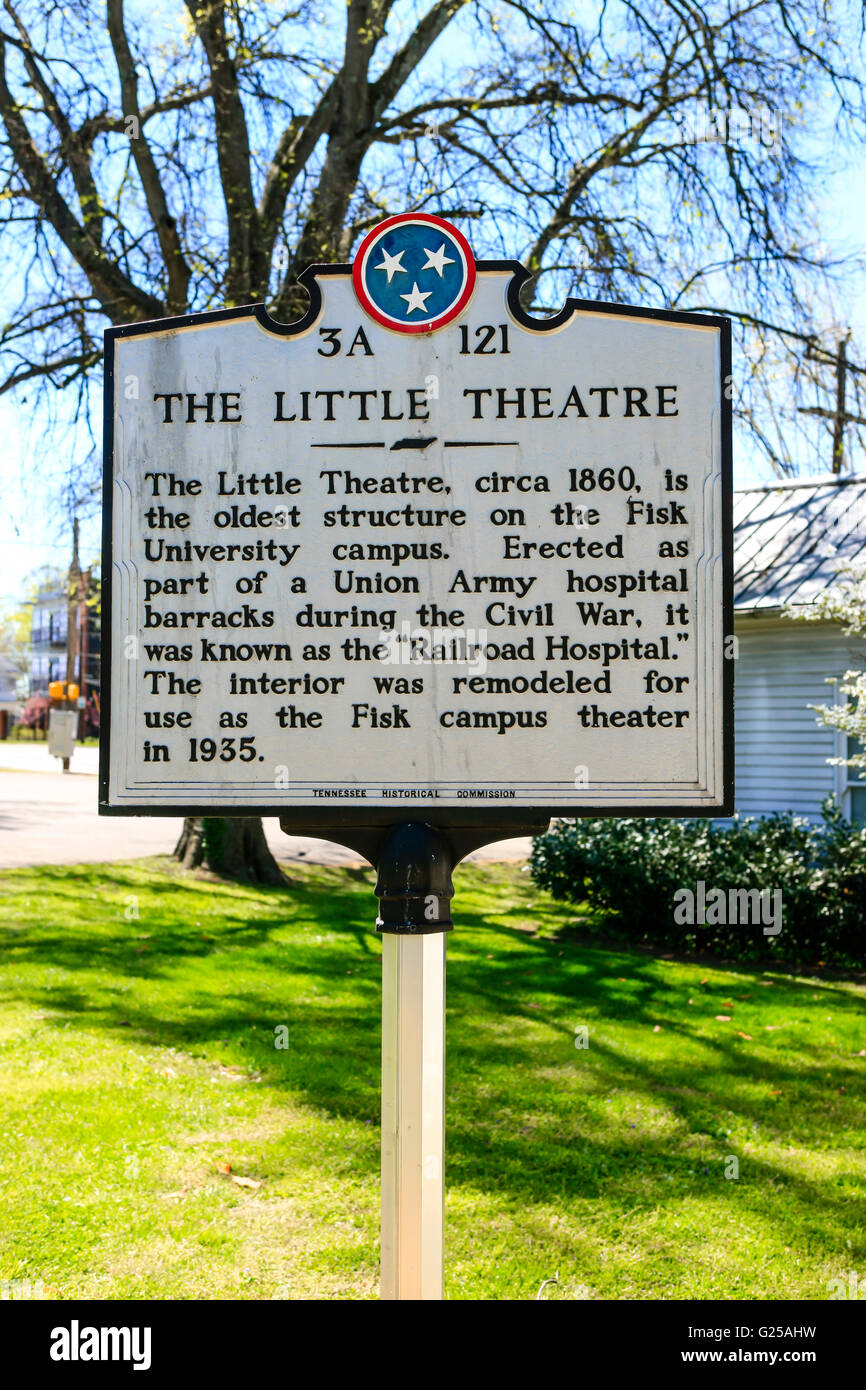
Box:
[1, 863, 864, 1271]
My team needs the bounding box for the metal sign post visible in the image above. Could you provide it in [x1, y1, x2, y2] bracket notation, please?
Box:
[380, 934, 446, 1300]
[376, 823, 451, 1300]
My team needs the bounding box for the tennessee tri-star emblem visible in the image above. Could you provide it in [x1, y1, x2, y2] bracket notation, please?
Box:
[352, 213, 476, 334]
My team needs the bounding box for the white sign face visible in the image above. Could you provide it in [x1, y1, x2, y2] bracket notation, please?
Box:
[102, 217, 732, 818]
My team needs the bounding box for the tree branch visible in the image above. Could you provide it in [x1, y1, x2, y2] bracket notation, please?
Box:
[0, 35, 162, 322]
[106, 0, 190, 313]
[184, 0, 264, 302]
[370, 0, 468, 122]
[79, 83, 214, 145]
[275, 0, 466, 313]
[2, 2, 104, 244]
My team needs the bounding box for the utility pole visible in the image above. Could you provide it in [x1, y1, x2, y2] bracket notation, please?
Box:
[797, 331, 866, 473]
[63, 518, 81, 772]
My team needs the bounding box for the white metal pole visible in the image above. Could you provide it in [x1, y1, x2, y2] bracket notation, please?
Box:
[380, 931, 446, 1300]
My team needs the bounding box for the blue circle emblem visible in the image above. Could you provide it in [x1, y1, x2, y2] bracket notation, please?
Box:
[353, 214, 476, 333]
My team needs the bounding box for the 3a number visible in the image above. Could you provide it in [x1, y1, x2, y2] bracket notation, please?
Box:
[317, 326, 374, 357]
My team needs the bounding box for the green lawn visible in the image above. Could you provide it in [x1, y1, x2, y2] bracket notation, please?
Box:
[0, 857, 863, 1301]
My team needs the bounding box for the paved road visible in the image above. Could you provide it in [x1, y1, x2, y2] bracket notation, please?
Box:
[0, 742, 533, 869]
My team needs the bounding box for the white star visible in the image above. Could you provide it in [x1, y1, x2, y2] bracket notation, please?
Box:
[400, 281, 434, 315]
[374, 247, 407, 283]
[422, 243, 455, 277]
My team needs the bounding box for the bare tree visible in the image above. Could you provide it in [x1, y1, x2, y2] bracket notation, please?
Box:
[0, 0, 864, 872]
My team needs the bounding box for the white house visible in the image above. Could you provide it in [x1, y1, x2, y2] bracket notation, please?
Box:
[733, 475, 866, 824]
[0, 655, 20, 740]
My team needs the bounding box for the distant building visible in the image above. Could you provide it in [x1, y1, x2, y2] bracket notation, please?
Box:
[28, 565, 100, 735]
[0, 655, 19, 739]
[28, 580, 68, 697]
[733, 475, 866, 824]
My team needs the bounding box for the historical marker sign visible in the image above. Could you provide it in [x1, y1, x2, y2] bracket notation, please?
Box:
[101, 216, 732, 820]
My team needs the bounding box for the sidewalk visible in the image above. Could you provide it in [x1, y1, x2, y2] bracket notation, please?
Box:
[0, 741, 100, 775]
[0, 742, 533, 869]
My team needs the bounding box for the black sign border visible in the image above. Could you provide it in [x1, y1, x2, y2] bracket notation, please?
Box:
[100, 261, 734, 822]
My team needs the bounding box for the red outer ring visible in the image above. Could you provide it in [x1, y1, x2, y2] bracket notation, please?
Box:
[352, 213, 476, 334]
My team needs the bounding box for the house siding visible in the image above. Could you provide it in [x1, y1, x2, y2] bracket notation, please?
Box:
[732, 617, 866, 821]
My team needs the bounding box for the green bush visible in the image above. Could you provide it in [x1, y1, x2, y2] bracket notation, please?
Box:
[530, 799, 866, 966]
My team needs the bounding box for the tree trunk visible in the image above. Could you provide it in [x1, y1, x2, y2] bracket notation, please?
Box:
[173, 816, 204, 869]
[172, 816, 286, 884]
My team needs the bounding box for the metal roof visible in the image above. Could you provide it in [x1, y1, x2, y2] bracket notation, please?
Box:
[734, 475, 866, 612]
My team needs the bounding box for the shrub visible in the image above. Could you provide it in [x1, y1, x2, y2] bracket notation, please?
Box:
[530, 799, 866, 967]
